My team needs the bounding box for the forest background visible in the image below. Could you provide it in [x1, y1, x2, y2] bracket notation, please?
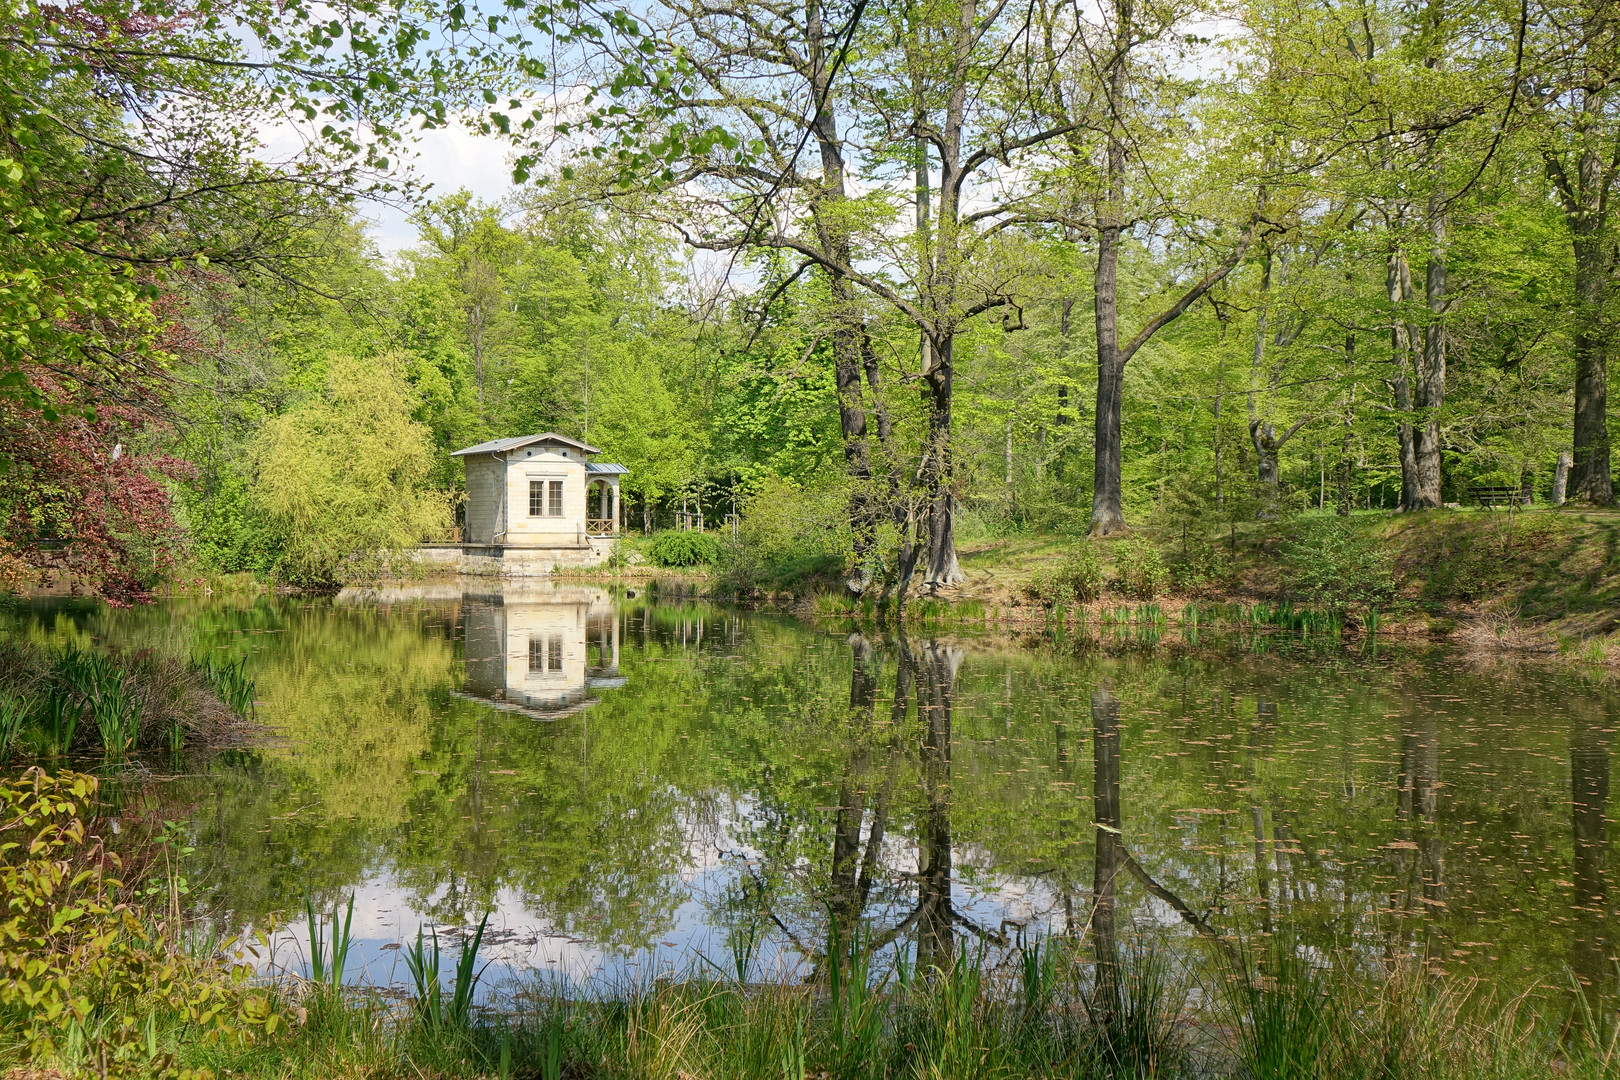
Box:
[2, 0, 1615, 603]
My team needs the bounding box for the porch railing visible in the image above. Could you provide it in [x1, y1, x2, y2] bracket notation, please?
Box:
[587, 518, 616, 537]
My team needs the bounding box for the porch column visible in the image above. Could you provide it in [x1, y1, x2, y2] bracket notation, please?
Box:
[611, 480, 621, 536]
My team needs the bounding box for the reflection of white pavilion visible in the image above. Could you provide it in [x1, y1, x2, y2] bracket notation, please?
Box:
[459, 584, 623, 720]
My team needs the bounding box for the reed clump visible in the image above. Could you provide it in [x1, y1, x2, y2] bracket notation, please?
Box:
[0, 636, 257, 758]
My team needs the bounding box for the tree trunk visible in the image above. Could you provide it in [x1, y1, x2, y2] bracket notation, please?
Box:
[922, 333, 963, 587]
[1555, 450, 1573, 505]
[1572, 231, 1614, 502]
[1251, 420, 1279, 500]
[805, 0, 882, 591]
[1091, 338, 1126, 534]
[1338, 333, 1355, 515]
[1413, 204, 1446, 508]
[1545, 73, 1616, 505]
[917, 0, 973, 588]
[1388, 250, 1421, 510]
[1088, 42, 1129, 537]
[834, 328, 876, 590]
[1089, 196, 1126, 534]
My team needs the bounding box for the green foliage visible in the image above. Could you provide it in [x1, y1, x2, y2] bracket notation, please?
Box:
[404, 913, 490, 1032]
[251, 353, 451, 587]
[1225, 938, 1336, 1080]
[0, 693, 28, 759]
[1280, 517, 1395, 609]
[0, 639, 247, 757]
[1021, 545, 1104, 607]
[647, 530, 724, 567]
[715, 477, 852, 593]
[182, 472, 287, 581]
[1169, 539, 1234, 598]
[1116, 539, 1170, 600]
[58, 648, 142, 755]
[0, 769, 283, 1070]
[305, 893, 356, 991]
[192, 655, 257, 717]
[1088, 942, 1186, 1078]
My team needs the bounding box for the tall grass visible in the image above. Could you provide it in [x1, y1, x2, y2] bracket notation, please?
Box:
[193, 653, 257, 715]
[1224, 936, 1334, 1080]
[404, 913, 491, 1033]
[304, 891, 355, 991]
[57, 648, 142, 754]
[0, 639, 256, 759]
[77, 926, 1620, 1080]
[0, 692, 29, 758]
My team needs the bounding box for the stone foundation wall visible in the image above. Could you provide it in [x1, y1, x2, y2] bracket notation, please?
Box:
[412, 539, 617, 577]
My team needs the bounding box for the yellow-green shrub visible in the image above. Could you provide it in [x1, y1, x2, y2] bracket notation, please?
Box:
[0, 769, 283, 1075]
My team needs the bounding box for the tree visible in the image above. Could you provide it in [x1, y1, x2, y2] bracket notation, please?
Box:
[251, 353, 451, 585]
[1019, 0, 1256, 534]
[0, 380, 188, 603]
[1529, 0, 1620, 503]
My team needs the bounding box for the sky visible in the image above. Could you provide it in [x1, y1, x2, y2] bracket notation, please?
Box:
[360, 122, 521, 254]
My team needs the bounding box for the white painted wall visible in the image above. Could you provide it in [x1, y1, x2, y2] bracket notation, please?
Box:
[503, 446, 588, 544]
[463, 442, 602, 547]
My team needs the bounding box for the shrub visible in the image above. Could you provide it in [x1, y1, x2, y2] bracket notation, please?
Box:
[1058, 546, 1105, 602]
[1020, 569, 1072, 608]
[1170, 539, 1234, 598]
[647, 530, 723, 567]
[1116, 539, 1170, 600]
[1280, 516, 1394, 609]
[0, 769, 283, 1066]
[1020, 546, 1103, 607]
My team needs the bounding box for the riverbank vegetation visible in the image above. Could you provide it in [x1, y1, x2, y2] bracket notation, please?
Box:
[3, 0, 1620, 627]
[0, 639, 257, 759]
[9, 768, 1620, 1080]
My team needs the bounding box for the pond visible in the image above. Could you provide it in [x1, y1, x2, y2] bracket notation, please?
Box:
[10, 582, 1617, 1003]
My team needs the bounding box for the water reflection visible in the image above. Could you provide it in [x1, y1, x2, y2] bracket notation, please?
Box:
[915, 641, 963, 973]
[452, 584, 621, 718]
[1572, 706, 1612, 994]
[6, 588, 1620, 1003]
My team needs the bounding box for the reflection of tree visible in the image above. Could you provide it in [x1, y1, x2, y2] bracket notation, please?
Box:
[1571, 705, 1612, 995]
[1091, 680, 1122, 1012]
[1089, 676, 1235, 980]
[60, 591, 1620, 1000]
[817, 632, 914, 971]
[916, 641, 963, 973]
[1395, 707, 1445, 910]
[743, 633, 972, 975]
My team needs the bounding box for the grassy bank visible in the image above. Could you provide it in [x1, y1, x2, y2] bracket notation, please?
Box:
[956, 506, 1620, 620]
[7, 769, 1620, 1080]
[777, 506, 1619, 659]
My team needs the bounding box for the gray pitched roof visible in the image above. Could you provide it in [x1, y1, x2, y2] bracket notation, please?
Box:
[586, 462, 630, 475]
[450, 432, 602, 457]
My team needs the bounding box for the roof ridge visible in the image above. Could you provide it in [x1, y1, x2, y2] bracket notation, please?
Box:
[450, 432, 603, 457]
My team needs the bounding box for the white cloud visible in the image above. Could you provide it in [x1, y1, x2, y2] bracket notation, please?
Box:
[360, 122, 522, 253]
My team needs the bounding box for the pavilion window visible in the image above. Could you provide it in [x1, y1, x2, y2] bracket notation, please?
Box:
[548, 480, 564, 516]
[529, 481, 544, 517]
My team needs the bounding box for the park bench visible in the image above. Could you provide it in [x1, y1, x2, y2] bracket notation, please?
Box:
[1470, 485, 1529, 509]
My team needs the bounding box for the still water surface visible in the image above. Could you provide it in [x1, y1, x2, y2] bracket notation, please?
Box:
[14, 583, 1618, 998]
